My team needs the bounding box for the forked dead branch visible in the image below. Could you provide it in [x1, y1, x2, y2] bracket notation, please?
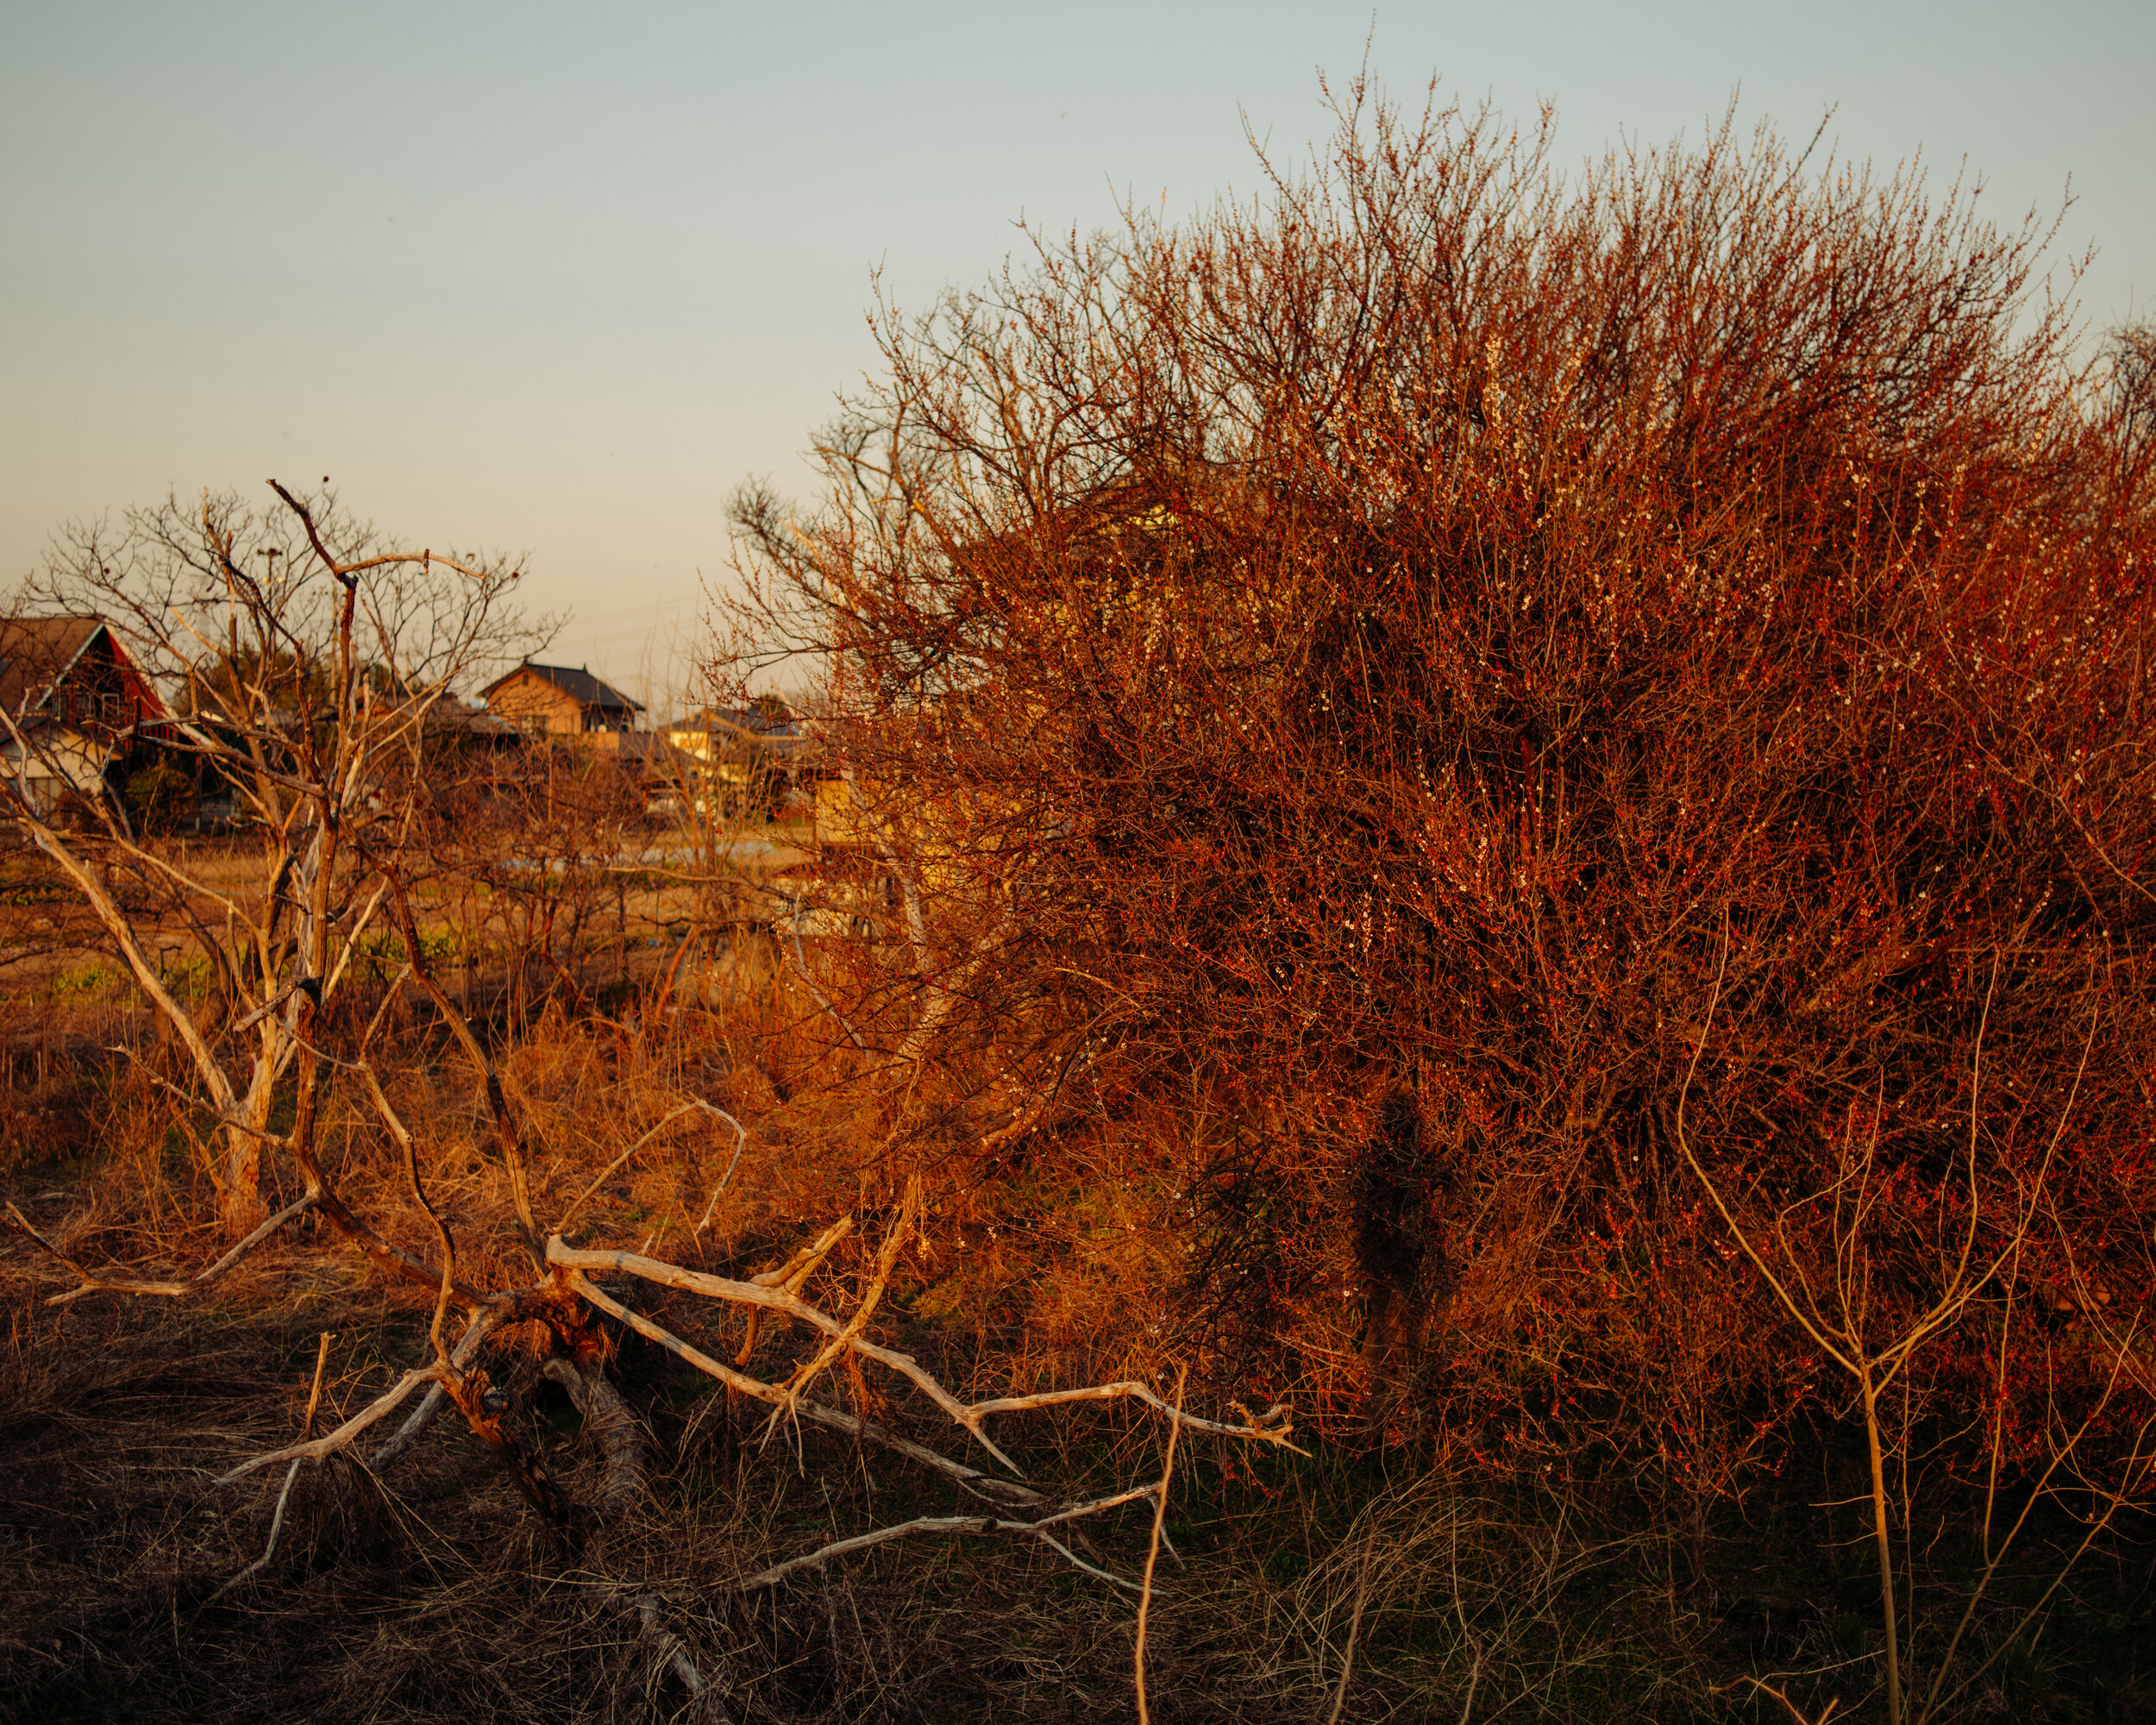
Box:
[8, 1032, 1296, 1605]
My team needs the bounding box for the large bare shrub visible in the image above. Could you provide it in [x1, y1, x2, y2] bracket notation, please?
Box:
[727, 79, 2156, 1598]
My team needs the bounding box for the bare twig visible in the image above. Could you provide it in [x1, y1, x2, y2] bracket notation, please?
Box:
[785, 903, 868, 1051]
[219, 1366, 444, 1483]
[384, 865, 546, 1267]
[358, 1054, 457, 1368]
[208, 1330, 335, 1599]
[1325, 1521, 1379, 1725]
[1134, 1363, 1187, 1725]
[630, 1591, 734, 1724]
[760, 1176, 919, 1437]
[555, 1099, 735, 1238]
[9, 1194, 318, 1308]
[728, 1484, 1165, 1591]
[693, 1105, 751, 1235]
[750, 1214, 854, 1290]
[1709, 1676, 1840, 1725]
[367, 1308, 498, 1473]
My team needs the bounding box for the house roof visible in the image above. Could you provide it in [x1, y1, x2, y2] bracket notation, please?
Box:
[607, 731, 680, 763]
[668, 706, 814, 766]
[418, 692, 522, 738]
[0, 616, 106, 715]
[670, 704, 805, 742]
[480, 660, 643, 714]
[0, 615, 168, 726]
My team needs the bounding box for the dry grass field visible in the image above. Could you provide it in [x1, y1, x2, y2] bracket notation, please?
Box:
[2, 821, 2149, 1724]
[0, 875, 1684, 1724]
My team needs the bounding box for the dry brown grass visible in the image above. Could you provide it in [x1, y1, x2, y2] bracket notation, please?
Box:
[0, 1285, 1741, 1724]
[0, 961, 1714, 1725]
[3, 938, 2149, 1722]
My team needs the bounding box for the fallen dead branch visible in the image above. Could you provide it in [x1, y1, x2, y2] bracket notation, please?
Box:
[727, 1483, 1167, 1592]
[567, 1264, 1042, 1505]
[139, 1132, 1297, 1601]
[630, 1590, 735, 1724]
[544, 1236, 1300, 1473]
[209, 1329, 335, 1600]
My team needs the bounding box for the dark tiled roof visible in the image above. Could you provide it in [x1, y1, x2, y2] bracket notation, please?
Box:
[421, 693, 522, 737]
[673, 704, 805, 741]
[482, 661, 643, 713]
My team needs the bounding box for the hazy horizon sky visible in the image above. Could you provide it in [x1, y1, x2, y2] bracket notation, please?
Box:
[6, 3, 2151, 705]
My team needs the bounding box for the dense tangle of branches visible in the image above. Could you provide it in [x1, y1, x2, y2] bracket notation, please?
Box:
[730, 85, 2156, 1496]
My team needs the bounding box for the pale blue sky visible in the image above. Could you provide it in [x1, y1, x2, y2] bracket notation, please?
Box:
[4, 2, 2150, 697]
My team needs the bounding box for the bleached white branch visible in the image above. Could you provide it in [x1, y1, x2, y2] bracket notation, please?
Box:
[729, 1482, 1168, 1592]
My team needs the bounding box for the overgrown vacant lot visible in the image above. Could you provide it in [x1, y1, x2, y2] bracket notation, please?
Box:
[2, 966, 2151, 1724]
[9, 82, 2156, 1725]
[0, 981, 1639, 1724]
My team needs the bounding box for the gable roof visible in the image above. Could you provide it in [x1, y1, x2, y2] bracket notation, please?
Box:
[0, 615, 167, 724]
[671, 704, 805, 742]
[606, 731, 680, 764]
[0, 616, 105, 715]
[480, 660, 643, 714]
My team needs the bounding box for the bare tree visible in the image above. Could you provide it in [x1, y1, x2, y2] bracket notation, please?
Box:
[1680, 948, 2156, 1725]
[2, 480, 548, 1232]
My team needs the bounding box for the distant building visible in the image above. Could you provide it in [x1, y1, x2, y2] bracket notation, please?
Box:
[663, 701, 812, 817]
[0, 615, 172, 815]
[479, 661, 643, 737]
[411, 691, 531, 794]
[664, 701, 811, 771]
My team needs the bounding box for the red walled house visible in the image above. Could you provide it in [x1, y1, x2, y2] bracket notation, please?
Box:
[0, 615, 172, 817]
